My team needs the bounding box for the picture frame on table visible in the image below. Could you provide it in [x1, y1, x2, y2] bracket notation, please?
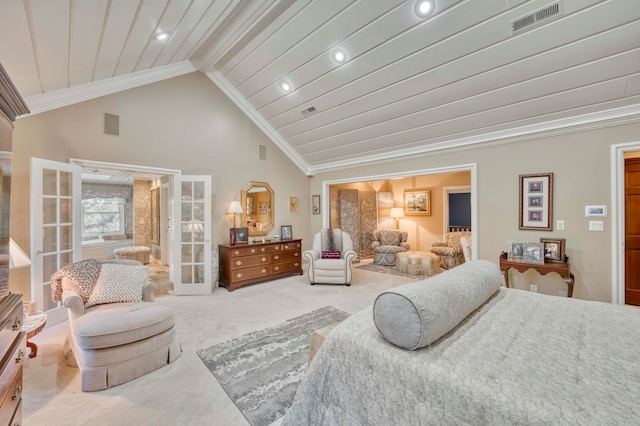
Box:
[281, 225, 293, 240]
[230, 227, 249, 246]
[519, 173, 553, 231]
[522, 242, 544, 264]
[403, 188, 431, 216]
[540, 238, 565, 263]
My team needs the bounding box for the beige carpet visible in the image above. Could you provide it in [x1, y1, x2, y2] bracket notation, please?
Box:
[22, 265, 414, 426]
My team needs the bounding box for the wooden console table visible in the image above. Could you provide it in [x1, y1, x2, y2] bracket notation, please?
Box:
[499, 252, 575, 297]
[219, 239, 303, 291]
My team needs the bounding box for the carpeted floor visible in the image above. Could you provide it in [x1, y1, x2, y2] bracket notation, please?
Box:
[197, 306, 349, 426]
[356, 261, 424, 279]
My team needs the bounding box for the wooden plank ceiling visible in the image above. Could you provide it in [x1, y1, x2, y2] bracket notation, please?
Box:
[1, 0, 639, 175]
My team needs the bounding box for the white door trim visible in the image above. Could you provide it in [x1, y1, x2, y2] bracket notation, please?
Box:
[611, 141, 640, 304]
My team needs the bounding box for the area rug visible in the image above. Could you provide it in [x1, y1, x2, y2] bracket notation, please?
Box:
[356, 262, 424, 279]
[196, 306, 349, 426]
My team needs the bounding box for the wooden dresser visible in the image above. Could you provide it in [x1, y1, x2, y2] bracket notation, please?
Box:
[219, 239, 303, 291]
[0, 294, 25, 426]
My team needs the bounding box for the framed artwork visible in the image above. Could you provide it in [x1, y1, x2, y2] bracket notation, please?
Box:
[312, 194, 321, 215]
[230, 227, 248, 246]
[289, 196, 298, 212]
[404, 188, 431, 216]
[519, 173, 553, 231]
[259, 202, 267, 215]
[540, 238, 566, 263]
[522, 242, 544, 264]
[585, 205, 607, 217]
[281, 225, 293, 240]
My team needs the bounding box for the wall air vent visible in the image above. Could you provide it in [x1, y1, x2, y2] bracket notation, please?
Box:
[510, 2, 561, 34]
[300, 105, 317, 116]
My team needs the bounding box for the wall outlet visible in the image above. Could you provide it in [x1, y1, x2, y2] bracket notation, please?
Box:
[556, 220, 565, 230]
[529, 284, 538, 293]
[589, 220, 604, 231]
[559, 289, 568, 297]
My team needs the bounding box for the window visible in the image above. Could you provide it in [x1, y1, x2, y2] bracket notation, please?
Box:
[82, 198, 125, 236]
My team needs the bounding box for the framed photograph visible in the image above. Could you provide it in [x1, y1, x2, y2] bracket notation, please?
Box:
[404, 188, 431, 216]
[230, 227, 249, 246]
[259, 202, 267, 215]
[540, 238, 566, 263]
[519, 173, 553, 231]
[281, 225, 293, 240]
[312, 194, 321, 215]
[522, 242, 544, 264]
[585, 205, 607, 217]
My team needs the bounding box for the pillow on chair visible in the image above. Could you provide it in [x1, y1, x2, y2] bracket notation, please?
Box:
[322, 251, 341, 259]
[86, 263, 148, 307]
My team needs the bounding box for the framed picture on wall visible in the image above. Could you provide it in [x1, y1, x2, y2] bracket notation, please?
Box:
[404, 188, 431, 216]
[312, 195, 321, 215]
[519, 173, 553, 231]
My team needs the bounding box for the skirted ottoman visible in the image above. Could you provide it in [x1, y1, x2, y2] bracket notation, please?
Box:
[113, 246, 151, 264]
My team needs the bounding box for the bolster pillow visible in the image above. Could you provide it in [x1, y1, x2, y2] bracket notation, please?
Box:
[373, 260, 501, 350]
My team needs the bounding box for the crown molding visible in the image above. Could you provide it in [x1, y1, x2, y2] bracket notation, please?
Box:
[22, 61, 197, 116]
[308, 103, 640, 174]
[0, 62, 29, 122]
[205, 70, 313, 175]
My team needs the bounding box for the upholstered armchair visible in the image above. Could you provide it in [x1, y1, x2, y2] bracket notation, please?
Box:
[371, 229, 410, 266]
[430, 231, 472, 270]
[304, 229, 357, 286]
[54, 259, 182, 391]
[460, 235, 472, 263]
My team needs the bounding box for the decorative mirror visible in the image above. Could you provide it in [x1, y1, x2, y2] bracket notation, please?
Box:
[241, 181, 274, 237]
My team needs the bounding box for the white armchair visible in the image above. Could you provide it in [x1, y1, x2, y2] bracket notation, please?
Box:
[303, 229, 357, 286]
[55, 259, 182, 392]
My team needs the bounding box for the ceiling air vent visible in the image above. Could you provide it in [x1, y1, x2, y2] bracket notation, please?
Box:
[510, 2, 561, 34]
[300, 106, 317, 116]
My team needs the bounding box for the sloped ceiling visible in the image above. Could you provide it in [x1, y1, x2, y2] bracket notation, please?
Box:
[1, 0, 639, 176]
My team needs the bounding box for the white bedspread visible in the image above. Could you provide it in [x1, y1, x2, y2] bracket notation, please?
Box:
[282, 288, 640, 425]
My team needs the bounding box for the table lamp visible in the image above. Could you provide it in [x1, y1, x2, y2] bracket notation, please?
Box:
[227, 200, 243, 228]
[389, 208, 404, 230]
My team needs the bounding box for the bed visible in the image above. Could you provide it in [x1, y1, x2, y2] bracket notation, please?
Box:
[282, 261, 640, 425]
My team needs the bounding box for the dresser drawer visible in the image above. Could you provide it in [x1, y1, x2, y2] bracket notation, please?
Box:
[282, 241, 301, 251]
[0, 303, 22, 363]
[272, 259, 302, 274]
[228, 244, 281, 257]
[0, 364, 22, 426]
[230, 254, 271, 269]
[230, 265, 271, 283]
[271, 250, 300, 263]
[0, 335, 25, 403]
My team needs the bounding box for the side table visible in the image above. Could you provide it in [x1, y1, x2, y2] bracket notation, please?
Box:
[24, 312, 47, 358]
[499, 252, 575, 297]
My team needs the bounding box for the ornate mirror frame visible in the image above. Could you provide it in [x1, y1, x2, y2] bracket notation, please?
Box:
[241, 181, 274, 237]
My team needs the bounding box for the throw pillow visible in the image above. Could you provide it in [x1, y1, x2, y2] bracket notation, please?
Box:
[86, 263, 148, 308]
[372, 260, 501, 350]
[322, 251, 341, 259]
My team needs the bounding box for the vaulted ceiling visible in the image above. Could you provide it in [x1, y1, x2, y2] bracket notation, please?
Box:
[1, 0, 639, 176]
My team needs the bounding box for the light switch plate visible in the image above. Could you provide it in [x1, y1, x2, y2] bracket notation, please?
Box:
[556, 220, 565, 230]
[589, 220, 604, 231]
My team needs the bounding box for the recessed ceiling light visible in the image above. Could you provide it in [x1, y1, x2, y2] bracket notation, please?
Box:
[153, 32, 169, 41]
[415, 0, 435, 18]
[279, 80, 292, 92]
[332, 49, 347, 64]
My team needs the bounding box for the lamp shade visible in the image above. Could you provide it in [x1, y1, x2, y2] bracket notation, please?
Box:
[10, 239, 31, 269]
[227, 200, 243, 214]
[389, 208, 405, 219]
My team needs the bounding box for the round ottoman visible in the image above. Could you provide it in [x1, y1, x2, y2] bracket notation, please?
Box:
[113, 246, 151, 264]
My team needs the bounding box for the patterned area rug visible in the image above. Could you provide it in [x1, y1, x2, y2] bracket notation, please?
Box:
[196, 306, 350, 426]
[356, 262, 423, 279]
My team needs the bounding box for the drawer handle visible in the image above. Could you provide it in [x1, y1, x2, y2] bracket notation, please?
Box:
[235, 273, 243, 279]
[275, 246, 280, 250]
[251, 248, 256, 254]
[12, 318, 21, 331]
[262, 257, 267, 262]
[274, 266, 280, 271]
[295, 263, 299, 267]
[273, 255, 279, 260]
[261, 268, 267, 274]
[284, 245, 289, 249]
[11, 385, 21, 401]
[261, 248, 266, 252]
[233, 250, 240, 255]
[295, 252, 299, 257]
[235, 260, 243, 266]
[15, 350, 25, 364]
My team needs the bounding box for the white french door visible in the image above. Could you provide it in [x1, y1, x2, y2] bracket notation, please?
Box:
[30, 158, 82, 325]
[172, 175, 212, 295]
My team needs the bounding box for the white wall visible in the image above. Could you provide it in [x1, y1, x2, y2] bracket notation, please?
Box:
[10, 72, 311, 298]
